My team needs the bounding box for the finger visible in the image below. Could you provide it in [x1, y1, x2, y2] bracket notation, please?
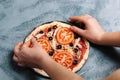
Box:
[83, 14, 92, 18]
[31, 38, 39, 47]
[24, 40, 31, 47]
[70, 16, 84, 22]
[13, 55, 19, 62]
[14, 42, 23, 54]
[70, 26, 85, 36]
[69, 14, 92, 23]
[18, 63, 25, 67]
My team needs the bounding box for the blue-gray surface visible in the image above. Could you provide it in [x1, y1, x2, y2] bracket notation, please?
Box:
[0, 0, 120, 80]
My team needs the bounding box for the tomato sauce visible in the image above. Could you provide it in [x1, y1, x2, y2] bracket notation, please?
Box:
[69, 39, 87, 70]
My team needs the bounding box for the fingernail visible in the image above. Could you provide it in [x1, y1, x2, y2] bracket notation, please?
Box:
[33, 37, 37, 40]
[70, 26, 75, 30]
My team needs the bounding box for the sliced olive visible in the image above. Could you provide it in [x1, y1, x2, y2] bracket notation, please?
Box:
[57, 45, 62, 49]
[48, 36, 53, 41]
[53, 25, 57, 29]
[49, 50, 54, 56]
[48, 27, 52, 32]
[74, 33, 79, 39]
[34, 36, 38, 40]
[73, 48, 78, 53]
[73, 60, 78, 65]
[39, 30, 43, 34]
[69, 42, 73, 47]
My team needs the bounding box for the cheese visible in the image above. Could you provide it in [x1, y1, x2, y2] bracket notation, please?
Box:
[53, 27, 61, 37]
[35, 33, 44, 39]
[74, 38, 82, 48]
[46, 30, 53, 37]
[51, 38, 57, 50]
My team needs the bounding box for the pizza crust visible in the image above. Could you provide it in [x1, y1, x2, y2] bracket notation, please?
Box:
[24, 21, 89, 77]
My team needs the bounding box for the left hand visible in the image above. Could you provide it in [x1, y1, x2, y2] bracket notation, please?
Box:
[13, 38, 48, 68]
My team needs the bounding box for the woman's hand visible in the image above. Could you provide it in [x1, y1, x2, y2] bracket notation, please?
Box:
[13, 38, 48, 68]
[70, 14, 105, 44]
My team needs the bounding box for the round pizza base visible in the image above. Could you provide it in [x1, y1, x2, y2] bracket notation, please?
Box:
[24, 21, 89, 77]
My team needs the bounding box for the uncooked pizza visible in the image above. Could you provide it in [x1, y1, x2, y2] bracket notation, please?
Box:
[24, 21, 89, 77]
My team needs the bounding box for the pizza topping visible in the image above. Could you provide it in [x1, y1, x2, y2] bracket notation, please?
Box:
[56, 45, 62, 49]
[56, 27, 74, 45]
[74, 33, 79, 39]
[79, 39, 87, 54]
[37, 38, 51, 52]
[48, 27, 52, 32]
[34, 36, 38, 40]
[49, 50, 54, 56]
[53, 25, 57, 29]
[74, 38, 82, 49]
[53, 51, 73, 68]
[51, 38, 57, 50]
[73, 60, 78, 65]
[35, 34, 44, 39]
[69, 42, 73, 47]
[39, 30, 44, 34]
[48, 36, 53, 41]
[73, 48, 78, 53]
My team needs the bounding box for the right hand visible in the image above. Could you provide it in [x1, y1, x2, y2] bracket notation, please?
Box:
[70, 14, 105, 44]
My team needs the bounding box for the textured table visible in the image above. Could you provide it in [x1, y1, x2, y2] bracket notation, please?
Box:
[0, 0, 120, 80]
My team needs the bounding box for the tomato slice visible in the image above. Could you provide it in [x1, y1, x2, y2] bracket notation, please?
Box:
[56, 27, 74, 45]
[37, 38, 51, 52]
[53, 51, 73, 68]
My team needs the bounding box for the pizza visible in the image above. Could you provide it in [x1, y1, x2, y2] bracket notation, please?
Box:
[24, 21, 89, 77]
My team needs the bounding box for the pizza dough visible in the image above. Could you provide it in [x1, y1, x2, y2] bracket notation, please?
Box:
[24, 21, 89, 77]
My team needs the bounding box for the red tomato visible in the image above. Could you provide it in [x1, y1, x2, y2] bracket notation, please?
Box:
[37, 38, 51, 52]
[53, 51, 73, 68]
[56, 27, 74, 45]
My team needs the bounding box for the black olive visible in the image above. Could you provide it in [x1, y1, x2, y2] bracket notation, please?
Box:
[34, 36, 38, 40]
[49, 50, 54, 56]
[74, 33, 79, 39]
[48, 36, 53, 41]
[73, 60, 78, 65]
[39, 30, 43, 34]
[57, 45, 62, 49]
[48, 27, 52, 32]
[69, 42, 73, 47]
[73, 48, 78, 53]
[53, 25, 57, 29]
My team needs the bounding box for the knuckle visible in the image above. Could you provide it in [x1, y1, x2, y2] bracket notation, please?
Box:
[86, 17, 96, 22]
[13, 56, 17, 62]
[20, 46, 26, 53]
[13, 56, 15, 61]
[20, 49, 25, 54]
[14, 47, 18, 53]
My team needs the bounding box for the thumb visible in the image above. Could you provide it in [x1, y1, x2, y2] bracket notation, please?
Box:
[24, 40, 31, 47]
[31, 38, 39, 47]
[70, 26, 85, 37]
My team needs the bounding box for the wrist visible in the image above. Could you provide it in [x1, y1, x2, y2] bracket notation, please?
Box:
[37, 54, 52, 69]
[94, 32, 105, 44]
